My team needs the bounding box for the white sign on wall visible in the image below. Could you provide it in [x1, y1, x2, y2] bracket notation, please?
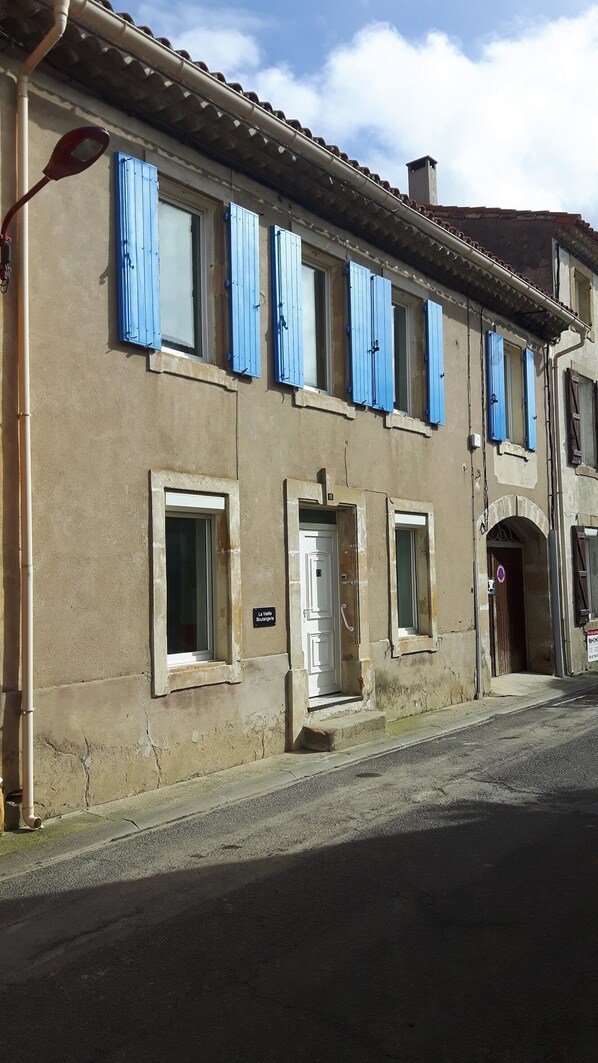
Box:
[587, 630, 598, 663]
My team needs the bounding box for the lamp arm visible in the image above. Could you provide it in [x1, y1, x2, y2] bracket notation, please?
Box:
[0, 175, 50, 289]
[0, 175, 50, 245]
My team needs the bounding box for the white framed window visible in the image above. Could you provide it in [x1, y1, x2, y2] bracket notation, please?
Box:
[392, 293, 424, 419]
[151, 472, 241, 695]
[388, 499, 437, 655]
[159, 197, 206, 359]
[302, 257, 330, 392]
[165, 492, 226, 665]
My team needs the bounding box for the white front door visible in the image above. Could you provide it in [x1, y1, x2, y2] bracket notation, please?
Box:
[300, 525, 341, 698]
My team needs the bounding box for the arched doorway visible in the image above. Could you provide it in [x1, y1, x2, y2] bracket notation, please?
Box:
[479, 498, 552, 682]
[487, 524, 527, 676]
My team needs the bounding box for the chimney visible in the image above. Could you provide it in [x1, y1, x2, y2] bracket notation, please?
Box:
[407, 156, 438, 205]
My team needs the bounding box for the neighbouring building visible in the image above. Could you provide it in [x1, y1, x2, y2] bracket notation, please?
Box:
[0, 1, 583, 823]
[427, 186, 598, 676]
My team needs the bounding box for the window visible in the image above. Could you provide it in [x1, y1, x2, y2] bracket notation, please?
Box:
[150, 472, 242, 695]
[165, 493, 222, 663]
[159, 199, 203, 358]
[486, 332, 536, 449]
[572, 526, 598, 625]
[388, 501, 438, 654]
[503, 341, 526, 447]
[572, 269, 592, 326]
[271, 226, 332, 393]
[302, 260, 329, 391]
[392, 296, 425, 419]
[566, 368, 598, 467]
[346, 263, 445, 423]
[115, 153, 261, 377]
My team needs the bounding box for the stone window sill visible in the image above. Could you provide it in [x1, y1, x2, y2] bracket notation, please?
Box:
[497, 441, 531, 460]
[149, 350, 237, 391]
[293, 389, 356, 419]
[166, 659, 242, 694]
[384, 411, 431, 436]
[392, 634, 437, 657]
[575, 464, 598, 480]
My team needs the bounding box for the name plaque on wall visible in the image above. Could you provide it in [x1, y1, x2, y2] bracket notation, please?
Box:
[253, 607, 276, 628]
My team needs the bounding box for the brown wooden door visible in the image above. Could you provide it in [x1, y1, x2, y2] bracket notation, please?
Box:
[488, 546, 527, 676]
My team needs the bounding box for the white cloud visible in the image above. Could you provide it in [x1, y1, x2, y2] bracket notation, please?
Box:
[242, 8, 598, 226]
[128, 2, 265, 74]
[125, 3, 598, 226]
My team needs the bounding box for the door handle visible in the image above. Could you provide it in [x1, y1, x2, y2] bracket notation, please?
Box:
[340, 603, 354, 632]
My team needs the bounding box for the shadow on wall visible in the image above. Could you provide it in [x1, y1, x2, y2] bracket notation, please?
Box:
[0, 784, 597, 1061]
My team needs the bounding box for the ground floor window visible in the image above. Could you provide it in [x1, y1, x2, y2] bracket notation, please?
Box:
[165, 493, 224, 662]
[388, 499, 437, 655]
[572, 525, 598, 625]
[151, 472, 241, 694]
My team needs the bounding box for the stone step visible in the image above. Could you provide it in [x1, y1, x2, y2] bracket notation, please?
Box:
[302, 710, 387, 753]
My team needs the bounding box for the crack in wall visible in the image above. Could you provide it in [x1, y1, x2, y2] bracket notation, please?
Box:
[144, 710, 162, 788]
[81, 738, 92, 808]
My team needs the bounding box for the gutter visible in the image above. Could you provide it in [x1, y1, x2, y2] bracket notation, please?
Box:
[62, 0, 580, 335]
[16, 0, 71, 829]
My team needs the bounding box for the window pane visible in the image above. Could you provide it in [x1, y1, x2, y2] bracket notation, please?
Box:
[159, 201, 199, 354]
[302, 263, 327, 390]
[575, 274, 591, 324]
[505, 344, 525, 446]
[166, 515, 211, 655]
[579, 377, 597, 468]
[396, 528, 416, 630]
[393, 303, 409, 413]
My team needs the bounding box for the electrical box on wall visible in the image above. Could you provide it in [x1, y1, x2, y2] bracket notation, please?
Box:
[469, 433, 482, 450]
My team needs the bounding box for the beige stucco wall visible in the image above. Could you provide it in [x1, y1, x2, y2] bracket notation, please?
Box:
[0, 63, 555, 817]
[552, 246, 598, 674]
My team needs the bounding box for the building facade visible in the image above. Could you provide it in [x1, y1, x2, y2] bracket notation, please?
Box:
[0, 1, 581, 822]
[430, 200, 598, 676]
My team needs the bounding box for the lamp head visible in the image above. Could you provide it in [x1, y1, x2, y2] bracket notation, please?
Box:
[42, 125, 110, 181]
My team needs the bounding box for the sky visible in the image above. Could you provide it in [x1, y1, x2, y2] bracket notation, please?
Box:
[117, 1, 598, 227]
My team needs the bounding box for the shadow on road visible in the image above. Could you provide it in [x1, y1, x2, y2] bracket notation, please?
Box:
[1, 785, 597, 1062]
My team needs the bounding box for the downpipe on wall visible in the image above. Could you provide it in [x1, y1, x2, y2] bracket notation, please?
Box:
[16, 0, 71, 830]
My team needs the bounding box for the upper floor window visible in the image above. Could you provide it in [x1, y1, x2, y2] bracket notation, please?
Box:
[566, 367, 598, 468]
[503, 340, 526, 447]
[486, 331, 536, 450]
[346, 263, 445, 424]
[392, 295, 424, 420]
[302, 259, 329, 391]
[115, 152, 261, 378]
[272, 226, 333, 394]
[572, 268, 592, 325]
[159, 199, 203, 358]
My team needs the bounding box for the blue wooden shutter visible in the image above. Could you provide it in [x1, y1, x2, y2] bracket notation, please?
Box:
[114, 152, 161, 349]
[348, 262, 373, 406]
[371, 275, 393, 412]
[271, 225, 303, 387]
[523, 346, 536, 451]
[486, 331, 506, 441]
[228, 203, 261, 377]
[425, 299, 445, 425]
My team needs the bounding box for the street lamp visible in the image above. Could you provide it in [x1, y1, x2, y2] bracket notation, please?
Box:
[0, 125, 110, 291]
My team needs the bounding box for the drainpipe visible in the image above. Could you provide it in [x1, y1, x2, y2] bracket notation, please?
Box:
[16, 0, 70, 830]
[549, 325, 587, 676]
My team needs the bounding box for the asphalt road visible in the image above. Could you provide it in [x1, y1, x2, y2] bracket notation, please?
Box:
[1, 691, 597, 1062]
